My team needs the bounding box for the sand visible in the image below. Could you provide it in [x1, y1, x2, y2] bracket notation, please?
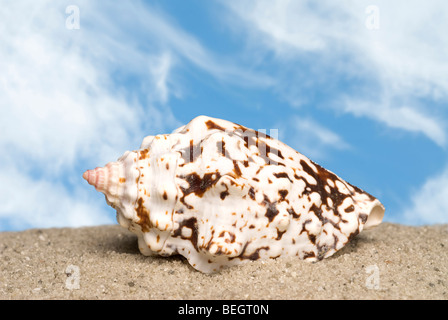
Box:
[0, 223, 447, 300]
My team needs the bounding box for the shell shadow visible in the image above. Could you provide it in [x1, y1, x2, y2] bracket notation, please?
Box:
[329, 233, 376, 260]
[93, 226, 189, 267]
[94, 227, 141, 255]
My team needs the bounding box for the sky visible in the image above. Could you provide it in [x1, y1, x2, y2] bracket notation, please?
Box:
[1, 0, 448, 231]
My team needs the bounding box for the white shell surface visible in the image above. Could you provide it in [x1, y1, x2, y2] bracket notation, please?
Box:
[85, 115, 385, 273]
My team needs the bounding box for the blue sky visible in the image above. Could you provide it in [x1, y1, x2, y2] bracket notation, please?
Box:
[1, 0, 448, 231]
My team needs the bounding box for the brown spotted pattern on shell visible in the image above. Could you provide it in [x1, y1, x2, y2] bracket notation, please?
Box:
[83, 115, 385, 273]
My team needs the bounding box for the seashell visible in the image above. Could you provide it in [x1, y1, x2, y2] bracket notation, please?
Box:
[83, 115, 385, 273]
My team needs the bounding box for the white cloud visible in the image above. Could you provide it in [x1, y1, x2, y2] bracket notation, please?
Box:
[0, 1, 168, 230]
[0, 1, 270, 231]
[278, 116, 350, 160]
[224, 0, 349, 54]
[98, 1, 273, 88]
[222, 0, 448, 146]
[0, 165, 114, 230]
[402, 167, 448, 225]
[0, 2, 175, 172]
[343, 98, 446, 146]
[149, 52, 173, 105]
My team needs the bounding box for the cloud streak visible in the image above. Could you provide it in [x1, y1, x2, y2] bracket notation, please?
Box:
[277, 116, 350, 161]
[343, 98, 446, 146]
[402, 166, 448, 225]
[222, 0, 448, 146]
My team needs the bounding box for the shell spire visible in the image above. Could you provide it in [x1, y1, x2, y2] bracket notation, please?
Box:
[83, 167, 107, 192]
[83, 162, 123, 205]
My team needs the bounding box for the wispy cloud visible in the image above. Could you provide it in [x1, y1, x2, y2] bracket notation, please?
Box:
[100, 1, 273, 88]
[0, 1, 271, 230]
[343, 98, 446, 146]
[0, 165, 114, 230]
[0, 2, 159, 229]
[402, 166, 448, 225]
[277, 116, 350, 161]
[221, 0, 448, 146]
[149, 52, 173, 105]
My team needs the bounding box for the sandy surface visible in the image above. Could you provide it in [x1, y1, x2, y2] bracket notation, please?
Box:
[0, 223, 446, 300]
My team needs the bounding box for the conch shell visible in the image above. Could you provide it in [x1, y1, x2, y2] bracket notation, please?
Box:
[83, 115, 385, 273]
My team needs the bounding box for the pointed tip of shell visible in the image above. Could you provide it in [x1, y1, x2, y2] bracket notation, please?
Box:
[83, 162, 123, 206]
[83, 167, 107, 192]
[82, 170, 90, 183]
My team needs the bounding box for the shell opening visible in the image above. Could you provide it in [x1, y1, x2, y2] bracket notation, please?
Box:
[364, 200, 385, 230]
